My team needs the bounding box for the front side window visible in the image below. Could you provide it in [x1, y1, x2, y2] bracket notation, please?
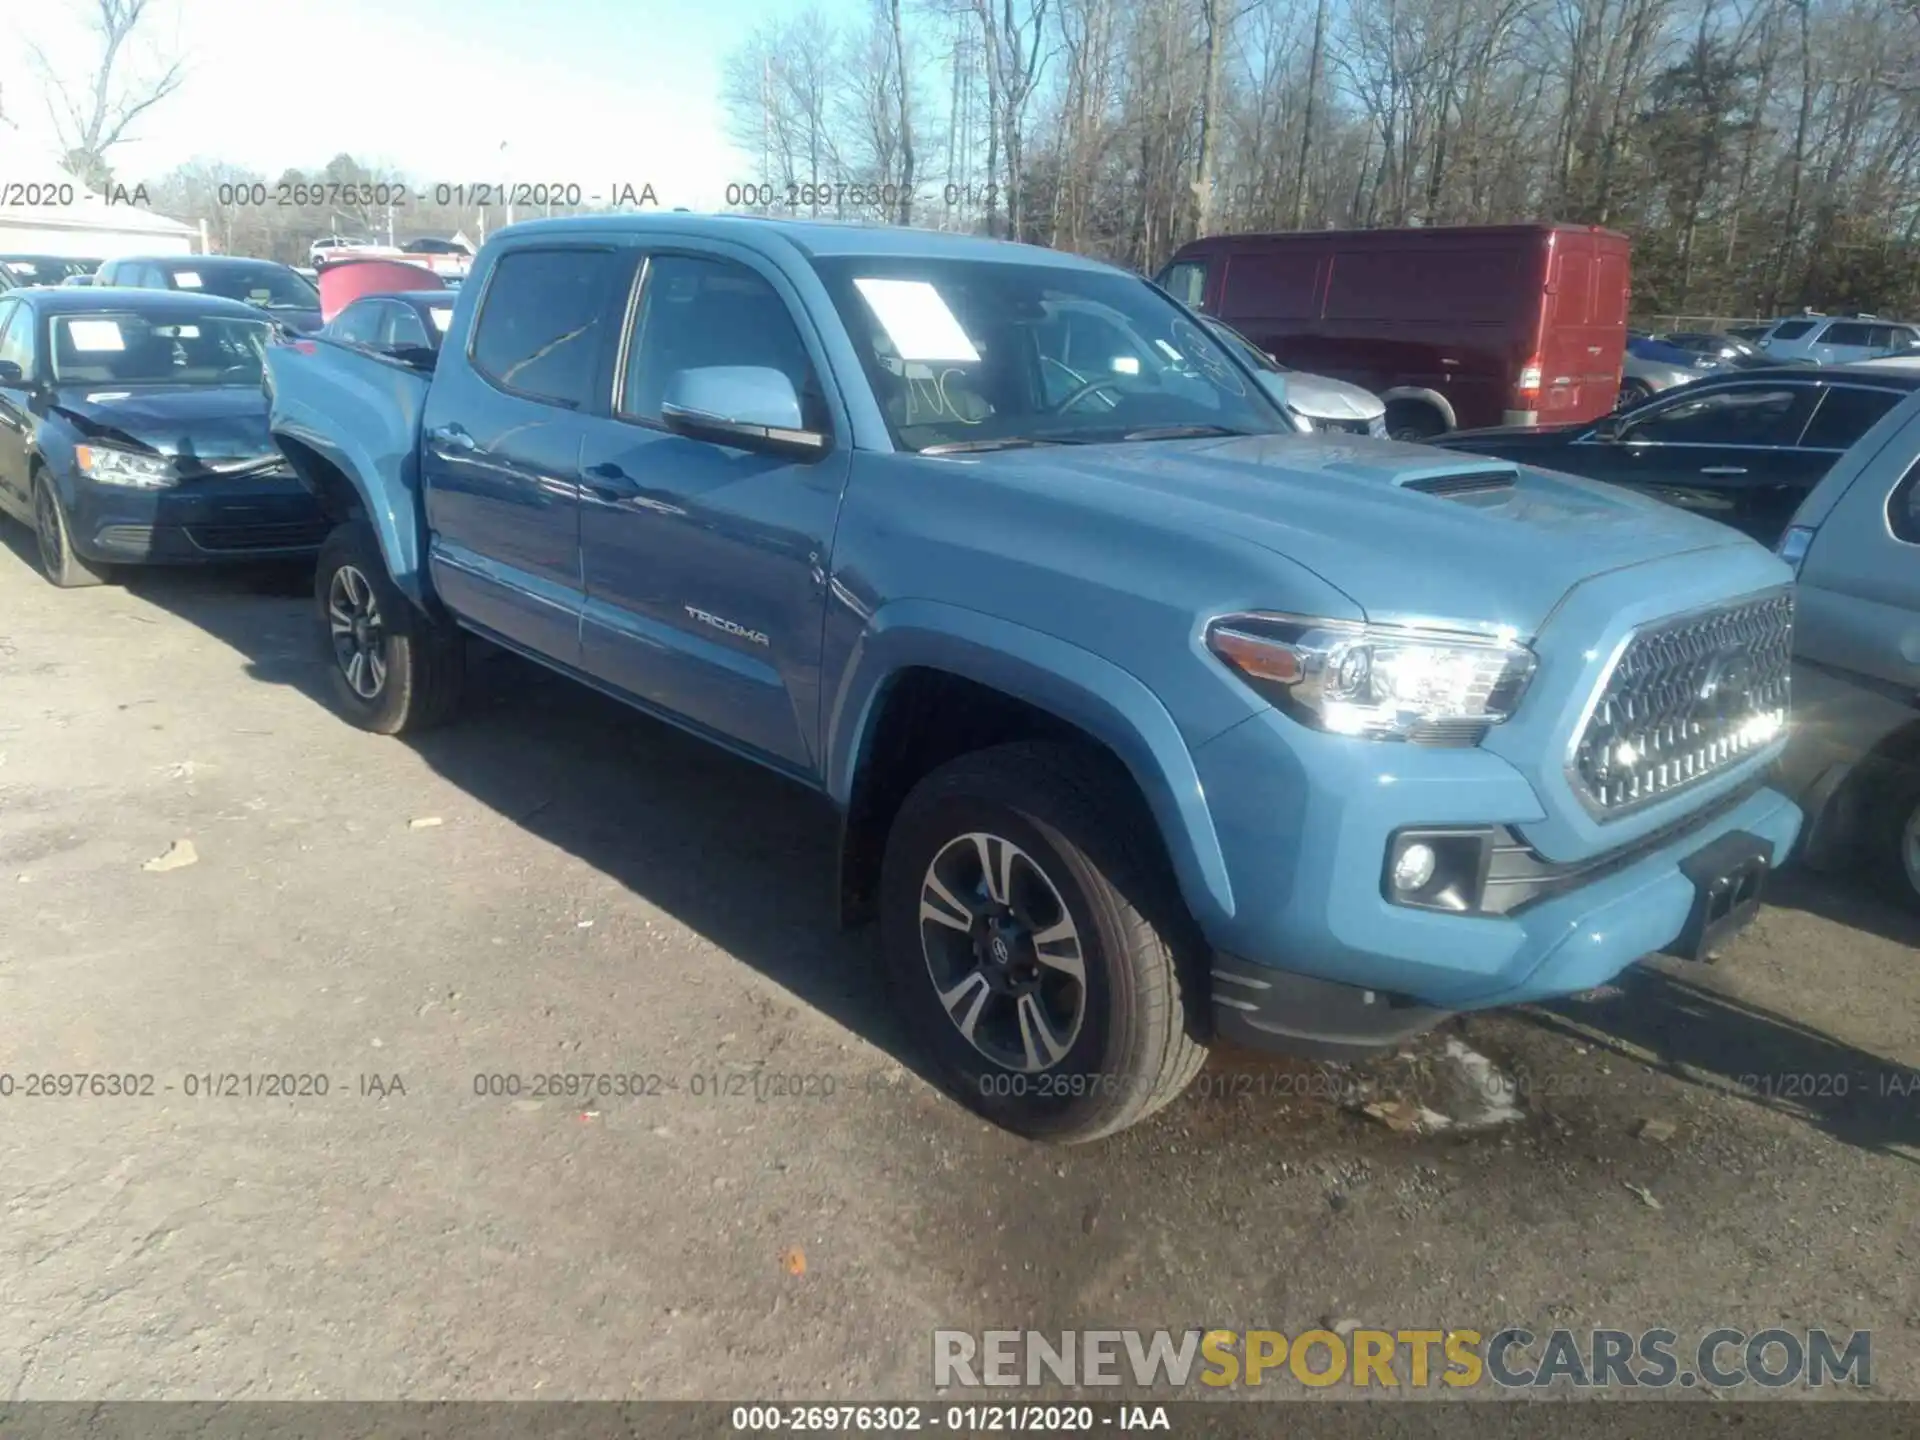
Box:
[1159, 261, 1207, 311]
[1623, 387, 1809, 446]
[470, 247, 624, 408]
[1800, 386, 1905, 450]
[810, 255, 1287, 453]
[1769, 320, 1815, 342]
[48, 310, 269, 386]
[620, 254, 825, 428]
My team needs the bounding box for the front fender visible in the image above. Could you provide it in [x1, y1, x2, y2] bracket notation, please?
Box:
[824, 598, 1237, 933]
[275, 416, 429, 608]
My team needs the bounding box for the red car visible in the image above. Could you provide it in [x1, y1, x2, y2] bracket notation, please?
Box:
[1155, 223, 1631, 437]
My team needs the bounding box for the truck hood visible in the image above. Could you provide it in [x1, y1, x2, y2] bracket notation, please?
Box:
[49, 383, 276, 463]
[978, 433, 1760, 635]
[1282, 371, 1384, 422]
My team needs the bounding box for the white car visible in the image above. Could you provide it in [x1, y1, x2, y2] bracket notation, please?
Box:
[307, 236, 383, 267]
[1757, 314, 1920, 366]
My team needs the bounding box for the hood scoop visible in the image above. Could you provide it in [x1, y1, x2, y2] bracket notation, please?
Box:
[1401, 465, 1521, 499]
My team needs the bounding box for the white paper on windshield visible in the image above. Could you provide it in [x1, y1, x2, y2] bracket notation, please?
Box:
[11, 261, 37, 275]
[429, 307, 453, 332]
[66, 320, 127, 352]
[173, 270, 203, 288]
[853, 278, 980, 363]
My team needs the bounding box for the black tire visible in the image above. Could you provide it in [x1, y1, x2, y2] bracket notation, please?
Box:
[879, 741, 1208, 1143]
[1384, 400, 1446, 442]
[1616, 379, 1654, 411]
[315, 520, 464, 734]
[33, 475, 108, 588]
[1866, 760, 1920, 913]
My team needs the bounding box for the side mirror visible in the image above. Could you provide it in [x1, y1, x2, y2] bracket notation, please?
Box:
[1255, 371, 1290, 413]
[660, 366, 828, 460]
[0, 360, 23, 384]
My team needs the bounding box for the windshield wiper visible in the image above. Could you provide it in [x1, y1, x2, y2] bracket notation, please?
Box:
[1119, 424, 1256, 441]
[920, 436, 1083, 455]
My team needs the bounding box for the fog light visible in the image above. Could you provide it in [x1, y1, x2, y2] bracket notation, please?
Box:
[1392, 842, 1437, 892]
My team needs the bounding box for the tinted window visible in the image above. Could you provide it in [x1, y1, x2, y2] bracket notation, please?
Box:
[1820, 322, 1875, 347]
[1625, 387, 1808, 446]
[381, 304, 432, 349]
[1769, 320, 1815, 341]
[1801, 386, 1905, 450]
[622, 254, 824, 427]
[330, 301, 384, 346]
[1160, 261, 1207, 310]
[0, 301, 31, 375]
[471, 248, 623, 408]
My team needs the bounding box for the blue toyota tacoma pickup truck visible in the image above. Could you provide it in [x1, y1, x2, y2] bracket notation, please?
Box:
[265, 215, 1802, 1143]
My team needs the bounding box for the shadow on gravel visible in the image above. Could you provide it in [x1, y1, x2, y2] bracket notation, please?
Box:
[95, 558, 924, 1078]
[1765, 863, 1920, 952]
[1530, 965, 1920, 1165]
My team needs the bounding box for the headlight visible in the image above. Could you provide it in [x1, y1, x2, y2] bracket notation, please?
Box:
[1206, 612, 1537, 741]
[1367, 414, 1388, 438]
[74, 444, 178, 488]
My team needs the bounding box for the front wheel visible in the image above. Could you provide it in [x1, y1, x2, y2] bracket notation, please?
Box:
[879, 741, 1208, 1143]
[1616, 378, 1654, 411]
[33, 477, 108, 588]
[316, 521, 464, 734]
[1384, 400, 1446, 442]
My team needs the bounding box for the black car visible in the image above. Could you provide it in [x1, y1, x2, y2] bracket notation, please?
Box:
[0, 255, 103, 289]
[0, 287, 327, 586]
[1430, 365, 1920, 544]
[94, 254, 325, 333]
[321, 290, 456, 362]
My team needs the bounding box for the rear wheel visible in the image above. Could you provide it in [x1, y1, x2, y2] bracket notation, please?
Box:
[316, 521, 464, 734]
[33, 477, 108, 588]
[1384, 400, 1446, 442]
[879, 741, 1208, 1143]
[1870, 764, 1920, 913]
[1616, 378, 1654, 411]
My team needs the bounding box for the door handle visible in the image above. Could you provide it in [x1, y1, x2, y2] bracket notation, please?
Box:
[1699, 466, 1748, 477]
[427, 424, 476, 453]
[581, 461, 638, 499]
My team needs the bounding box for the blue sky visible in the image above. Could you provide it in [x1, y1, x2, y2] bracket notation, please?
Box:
[5, 0, 869, 207]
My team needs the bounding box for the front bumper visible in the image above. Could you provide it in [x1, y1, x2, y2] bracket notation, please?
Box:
[67, 469, 327, 564]
[1192, 707, 1802, 1046]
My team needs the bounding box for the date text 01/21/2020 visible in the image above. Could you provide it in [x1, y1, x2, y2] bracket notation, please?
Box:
[208, 181, 663, 210]
[0, 1072, 406, 1098]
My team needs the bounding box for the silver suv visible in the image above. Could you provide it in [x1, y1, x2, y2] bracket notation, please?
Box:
[1775, 386, 1920, 904]
[1759, 314, 1920, 366]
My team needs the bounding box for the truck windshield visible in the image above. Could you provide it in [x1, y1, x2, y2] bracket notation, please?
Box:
[809, 255, 1289, 452]
[50, 311, 271, 386]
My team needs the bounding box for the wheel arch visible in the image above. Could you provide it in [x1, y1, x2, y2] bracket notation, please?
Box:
[825, 601, 1236, 936]
[1379, 387, 1458, 432]
[273, 428, 433, 609]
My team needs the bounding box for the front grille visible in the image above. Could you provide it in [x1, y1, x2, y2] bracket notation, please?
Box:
[185, 521, 328, 553]
[1569, 589, 1793, 817]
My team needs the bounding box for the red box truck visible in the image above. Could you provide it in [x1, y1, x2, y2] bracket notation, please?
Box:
[1154, 223, 1631, 436]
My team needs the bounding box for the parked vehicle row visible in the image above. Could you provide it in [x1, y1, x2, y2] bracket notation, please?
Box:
[10, 217, 1917, 1146]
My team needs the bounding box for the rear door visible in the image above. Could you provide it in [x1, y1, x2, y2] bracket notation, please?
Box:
[0, 299, 32, 516]
[1539, 233, 1628, 425]
[422, 243, 632, 663]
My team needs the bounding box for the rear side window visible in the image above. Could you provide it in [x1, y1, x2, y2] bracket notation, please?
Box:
[1820, 322, 1875, 347]
[1769, 320, 1815, 341]
[470, 247, 623, 408]
[1801, 386, 1905, 450]
[1625, 387, 1810, 446]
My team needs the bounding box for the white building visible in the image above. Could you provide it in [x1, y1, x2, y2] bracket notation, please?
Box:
[0, 160, 197, 259]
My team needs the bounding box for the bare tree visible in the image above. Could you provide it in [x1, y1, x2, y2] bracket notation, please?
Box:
[31, 0, 185, 192]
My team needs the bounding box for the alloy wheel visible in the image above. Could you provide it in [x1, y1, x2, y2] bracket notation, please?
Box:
[1900, 803, 1920, 902]
[34, 486, 62, 576]
[918, 830, 1088, 1073]
[327, 564, 388, 700]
